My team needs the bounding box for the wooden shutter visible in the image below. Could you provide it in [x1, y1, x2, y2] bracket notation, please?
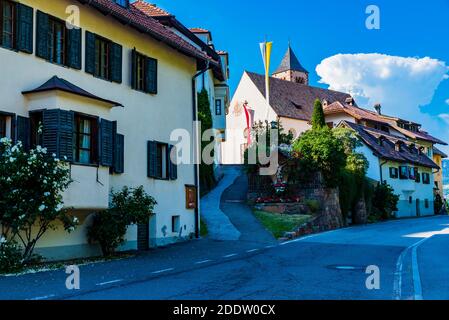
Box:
[67, 26, 82, 70]
[113, 134, 125, 174]
[145, 57, 158, 94]
[131, 49, 137, 89]
[147, 141, 157, 178]
[16, 116, 30, 151]
[168, 145, 178, 180]
[16, 3, 33, 54]
[99, 119, 114, 167]
[42, 109, 74, 161]
[109, 42, 122, 83]
[85, 31, 96, 75]
[36, 11, 49, 60]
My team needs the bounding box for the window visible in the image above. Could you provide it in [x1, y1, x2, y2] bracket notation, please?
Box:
[73, 114, 98, 164]
[422, 173, 430, 185]
[30, 111, 43, 147]
[416, 172, 421, 183]
[172, 216, 180, 233]
[389, 167, 399, 179]
[95, 37, 110, 80]
[424, 199, 429, 209]
[185, 185, 197, 210]
[399, 166, 409, 180]
[147, 141, 177, 180]
[0, 114, 6, 138]
[426, 147, 432, 157]
[48, 17, 66, 65]
[408, 167, 417, 181]
[131, 49, 158, 94]
[0, 0, 15, 49]
[215, 99, 222, 116]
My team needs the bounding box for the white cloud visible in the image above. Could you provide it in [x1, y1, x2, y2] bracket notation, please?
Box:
[316, 53, 449, 151]
[446, 99, 449, 105]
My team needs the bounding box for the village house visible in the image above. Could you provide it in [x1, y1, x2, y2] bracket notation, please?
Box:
[0, 0, 226, 260]
[222, 44, 446, 218]
[132, 0, 230, 180]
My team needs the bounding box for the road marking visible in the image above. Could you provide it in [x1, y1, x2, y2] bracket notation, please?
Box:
[223, 253, 237, 258]
[96, 279, 123, 286]
[195, 259, 212, 265]
[152, 268, 174, 274]
[29, 294, 56, 300]
[265, 245, 275, 249]
[246, 249, 259, 253]
[393, 237, 429, 300]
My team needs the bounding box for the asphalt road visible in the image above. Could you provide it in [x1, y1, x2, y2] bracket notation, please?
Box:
[2, 215, 448, 300]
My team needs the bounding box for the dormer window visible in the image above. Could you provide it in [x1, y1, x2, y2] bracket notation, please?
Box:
[395, 142, 402, 152]
[114, 0, 129, 8]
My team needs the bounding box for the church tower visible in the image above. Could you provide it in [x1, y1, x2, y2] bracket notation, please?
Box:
[272, 45, 309, 85]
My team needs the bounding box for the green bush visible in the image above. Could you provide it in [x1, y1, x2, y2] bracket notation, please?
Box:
[371, 183, 399, 220]
[0, 239, 23, 274]
[88, 186, 157, 256]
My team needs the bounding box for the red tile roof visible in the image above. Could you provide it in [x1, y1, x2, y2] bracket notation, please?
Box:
[131, 0, 172, 17]
[324, 101, 447, 145]
[189, 27, 210, 34]
[76, 0, 218, 66]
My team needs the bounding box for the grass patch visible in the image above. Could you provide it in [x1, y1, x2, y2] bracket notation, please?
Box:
[253, 210, 311, 239]
[200, 217, 208, 237]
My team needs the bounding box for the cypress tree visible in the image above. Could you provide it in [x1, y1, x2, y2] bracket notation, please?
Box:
[311, 98, 326, 130]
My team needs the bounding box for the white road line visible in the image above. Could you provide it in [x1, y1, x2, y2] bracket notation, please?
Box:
[393, 237, 429, 300]
[265, 245, 275, 249]
[195, 259, 212, 265]
[223, 253, 237, 258]
[246, 249, 259, 253]
[152, 268, 174, 274]
[29, 294, 56, 300]
[96, 279, 123, 286]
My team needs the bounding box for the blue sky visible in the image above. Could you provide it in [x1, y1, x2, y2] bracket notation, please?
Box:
[151, 0, 449, 148]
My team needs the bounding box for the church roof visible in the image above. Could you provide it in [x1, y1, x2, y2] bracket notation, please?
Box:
[246, 71, 352, 121]
[274, 45, 308, 75]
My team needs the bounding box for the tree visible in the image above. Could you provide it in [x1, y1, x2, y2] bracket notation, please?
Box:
[292, 127, 346, 188]
[0, 138, 76, 262]
[311, 99, 326, 130]
[372, 183, 399, 220]
[88, 186, 157, 256]
[197, 88, 215, 193]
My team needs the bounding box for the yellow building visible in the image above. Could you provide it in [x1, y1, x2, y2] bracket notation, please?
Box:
[433, 147, 448, 198]
[0, 0, 225, 260]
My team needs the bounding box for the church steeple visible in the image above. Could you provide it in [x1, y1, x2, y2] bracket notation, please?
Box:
[272, 45, 309, 85]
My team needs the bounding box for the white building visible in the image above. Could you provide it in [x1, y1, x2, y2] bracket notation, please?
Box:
[0, 0, 224, 260]
[132, 1, 230, 181]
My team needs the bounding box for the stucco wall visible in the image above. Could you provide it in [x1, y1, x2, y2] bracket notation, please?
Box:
[1, 0, 198, 258]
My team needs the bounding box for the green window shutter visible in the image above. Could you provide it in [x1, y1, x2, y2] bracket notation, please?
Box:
[36, 11, 49, 60]
[131, 49, 137, 89]
[147, 141, 157, 178]
[109, 42, 123, 83]
[67, 26, 82, 70]
[16, 3, 33, 54]
[85, 31, 96, 75]
[168, 145, 178, 180]
[42, 109, 74, 162]
[145, 57, 158, 94]
[114, 134, 125, 174]
[15, 116, 30, 151]
[99, 119, 114, 167]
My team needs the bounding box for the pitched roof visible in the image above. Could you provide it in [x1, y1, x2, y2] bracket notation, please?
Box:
[434, 146, 448, 158]
[189, 27, 210, 34]
[343, 121, 439, 169]
[274, 46, 308, 74]
[246, 71, 352, 121]
[22, 76, 122, 107]
[131, 0, 172, 17]
[324, 101, 447, 145]
[76, 0, 217, 66]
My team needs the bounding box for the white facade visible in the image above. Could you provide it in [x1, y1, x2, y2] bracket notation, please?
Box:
[0, 0, 207, 260]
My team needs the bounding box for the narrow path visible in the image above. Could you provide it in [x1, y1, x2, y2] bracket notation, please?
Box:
[220, 167, 276, 245]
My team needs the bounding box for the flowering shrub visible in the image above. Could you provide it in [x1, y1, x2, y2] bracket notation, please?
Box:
[0, 138, 76, 262]
[0, 237, 23, 273]
[88, 186, 157, 256]
[255, 196, 302, 204]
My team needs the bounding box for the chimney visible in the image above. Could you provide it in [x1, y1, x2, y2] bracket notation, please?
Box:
[345, 97, 354, 106]
[374, 103, 382, 115]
